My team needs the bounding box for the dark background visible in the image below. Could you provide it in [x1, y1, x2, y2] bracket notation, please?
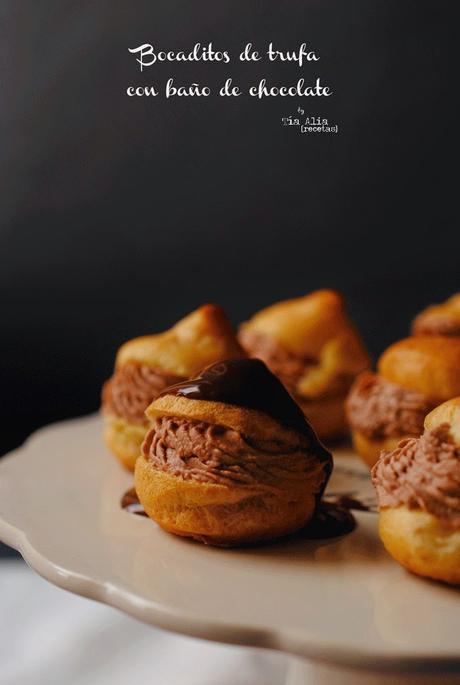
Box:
[0, 1, 457, 557]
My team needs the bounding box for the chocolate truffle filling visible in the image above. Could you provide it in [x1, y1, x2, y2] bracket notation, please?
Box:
[143, 416, 328, 489]
[102, 363, 184, 425]
[346, 372, 436, 441]
[372, 424, 460, 529]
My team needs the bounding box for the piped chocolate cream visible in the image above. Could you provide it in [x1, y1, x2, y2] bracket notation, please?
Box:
[147, 358, 332, 490]
[372, 424, 460, 529]
[143, 416, 325, 487]
[346, 372, 436, 440]
[102, 363, 184, 425]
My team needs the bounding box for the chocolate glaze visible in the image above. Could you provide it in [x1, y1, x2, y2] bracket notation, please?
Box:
[325, 493, 377, 513]
[160, 358, 316, 438]
[121, 488, 147, 516]
[300, 503, 356, 539]
[160, 359, 332, 506]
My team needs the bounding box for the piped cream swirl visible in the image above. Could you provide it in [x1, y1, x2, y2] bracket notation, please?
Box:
[372, 424, 460, 528]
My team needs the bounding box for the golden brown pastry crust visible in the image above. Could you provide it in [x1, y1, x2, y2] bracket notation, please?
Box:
[378, 336, 460, 401]
[146, 394, 305, 447]
[136, 378, 331, 546]
[239, 289, 370, 440]
[103, 417, 146, 471]
[135, 458, 318, 546]
[425, 396, 460, 445]
[412, 293, 460, 337]
[240, 289, 366, 362]
[351, 431, 401, 469]
[375, 396, 460, 585]
[103, 304, 245, 470]
[379, 507, 460, 585]
[117, 304, 244, 377]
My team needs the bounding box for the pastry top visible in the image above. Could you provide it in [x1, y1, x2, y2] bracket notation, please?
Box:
[378, 336, 460, 401]
[425, 397, 460, 447]
[115, 304, 245, 377]
[412, 293, 460, 337]
[146, 359, 329, 452]
[239, 289, 370, 399]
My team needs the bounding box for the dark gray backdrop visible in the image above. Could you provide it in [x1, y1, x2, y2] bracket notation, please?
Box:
[0, 2, 457, 556]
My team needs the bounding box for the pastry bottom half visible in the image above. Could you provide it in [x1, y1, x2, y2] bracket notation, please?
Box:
[104, 415, 147, 471]
[379, 507, 460, 585]
[351, 430, 402, 468]
[299, 394, 348, 443]
[135, 456, 317, 546]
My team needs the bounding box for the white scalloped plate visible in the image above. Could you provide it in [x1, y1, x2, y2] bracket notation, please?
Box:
[0, 415, 459, 675]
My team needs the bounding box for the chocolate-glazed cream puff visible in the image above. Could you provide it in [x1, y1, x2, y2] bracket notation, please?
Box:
[412, 293, 460, 337]
[238, 290, 370, 442]
[372, 397, 460, 585]
[135, 359, 332, 546]
[102, 304, 244, 470]
[346, 336, 460, 468]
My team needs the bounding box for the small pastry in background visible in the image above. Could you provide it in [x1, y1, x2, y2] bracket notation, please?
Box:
[135, 358, 332, 546]
[238, 289, 370, 442]
[346, 336, 460, 468]
[102, 304, 244, 470]
[372, 397, 460, 585]
[412, 293, 460, 337]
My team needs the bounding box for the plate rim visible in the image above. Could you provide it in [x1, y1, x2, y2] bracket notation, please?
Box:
[1, 414, 460, 674]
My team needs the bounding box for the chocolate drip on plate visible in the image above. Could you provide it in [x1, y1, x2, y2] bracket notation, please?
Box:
[300, 503, 356, 539]
[121, 488, 147, 516]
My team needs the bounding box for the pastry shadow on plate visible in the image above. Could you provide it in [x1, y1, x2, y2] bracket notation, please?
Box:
[125, 507, 385, 568]
[232, 512, 384, 565]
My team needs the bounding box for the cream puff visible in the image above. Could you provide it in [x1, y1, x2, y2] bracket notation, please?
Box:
[346, 336, 460, 468]
[135, 358, 332, 546]
[102, 304, 244, 470]
[372, 397, 460, 585]
[412, 293, 460, 337]
[238, 289, 370, 442]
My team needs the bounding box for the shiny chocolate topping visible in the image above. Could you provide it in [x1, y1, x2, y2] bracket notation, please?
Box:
[160, 358, 316, 437]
